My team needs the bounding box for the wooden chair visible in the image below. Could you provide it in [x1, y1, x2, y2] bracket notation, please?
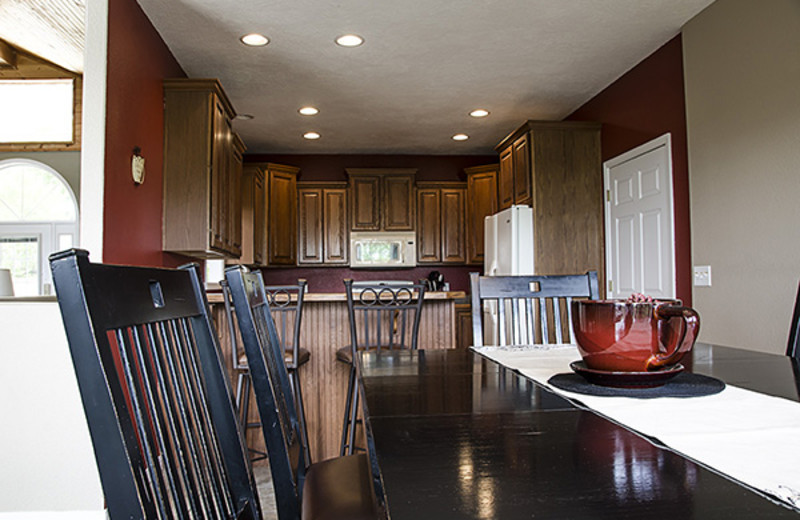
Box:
[470, 271, 600, 347]
[221, 278, 312, 464]
[50, 249, 261, 519]
[225, 266, 379, 520]
[338, 279, 426, 456]
[787, 280, 800, 359]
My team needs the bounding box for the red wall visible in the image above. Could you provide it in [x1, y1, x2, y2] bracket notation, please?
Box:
[565, 35, 692, 305]
[246, 154, 496, 292]
[103, 0, 189, 267]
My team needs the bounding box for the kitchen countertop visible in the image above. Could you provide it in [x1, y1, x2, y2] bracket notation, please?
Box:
[206, 290, 466, 304]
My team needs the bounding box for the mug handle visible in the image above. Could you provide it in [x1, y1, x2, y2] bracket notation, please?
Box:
[648, 304, 701, 369]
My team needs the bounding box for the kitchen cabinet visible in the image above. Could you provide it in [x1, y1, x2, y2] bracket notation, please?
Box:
[497, 134, 531, 209]
[346, 168, 416, 231]
[416, 182, 466, 265]
[495, 120, 604, 290]
[266, 163, 299, 266]
[162, 78, 244, 258]
[235, 164, 266, 266]
[465, 164, 498, 265]
[455, 302, 473, 349]
[298, 182, 349, 265]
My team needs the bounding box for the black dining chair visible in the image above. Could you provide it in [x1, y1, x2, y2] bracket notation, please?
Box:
[787, 280, 800, 359]
[470, 271, 600, 347]
[221, 278, 311, 464]
[225, 266, 380, 520]
[338, 279, 426, 456]
[50, 249, 261, 520]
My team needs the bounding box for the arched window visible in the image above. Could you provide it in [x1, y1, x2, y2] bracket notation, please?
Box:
[0, 159, 79, 296]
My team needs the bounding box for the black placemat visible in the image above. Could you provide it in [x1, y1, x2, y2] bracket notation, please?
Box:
[547, 372, 726, 398]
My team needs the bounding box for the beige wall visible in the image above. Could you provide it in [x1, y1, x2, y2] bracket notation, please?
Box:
[683, 0, 800, 354]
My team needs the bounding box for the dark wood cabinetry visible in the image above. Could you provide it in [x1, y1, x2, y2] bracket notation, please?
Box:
[237, 163, 266, 266]
[298, 182, 349, 265]
[465, 164, 498, 265]
[497, 134, 531, 209]
[455, 302, 473, 349]
[496, 120, 604, 291]
[416, 182, 466, 265]
[267, 164, 299, 266]
[347, 169, 416, 231]
[162, 79, 244, 258]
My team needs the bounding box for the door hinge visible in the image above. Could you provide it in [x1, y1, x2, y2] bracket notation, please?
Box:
[606, 189, 611, 202]
[608, 280, 613, 293]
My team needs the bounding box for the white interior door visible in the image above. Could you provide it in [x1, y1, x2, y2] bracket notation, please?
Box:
[604, 134, 675, 299]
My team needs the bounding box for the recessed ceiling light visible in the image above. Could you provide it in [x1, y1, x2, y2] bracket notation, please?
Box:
[335, 34, 364, 47]
[298, 106, 319, 116]
[304, 132, 321, 140]
[452, 134, 469, 141]
[240, 33, 269, 47]
[234, 114, 254, 120]
[470, 109, 490, 118]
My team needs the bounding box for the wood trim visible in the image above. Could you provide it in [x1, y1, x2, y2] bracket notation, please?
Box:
[495, 120, 602, 152]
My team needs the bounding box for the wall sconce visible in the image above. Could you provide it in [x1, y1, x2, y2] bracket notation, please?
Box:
[132, 146, 145, 185]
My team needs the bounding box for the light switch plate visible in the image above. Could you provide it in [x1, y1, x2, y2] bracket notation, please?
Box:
[694, 265, 712, 287]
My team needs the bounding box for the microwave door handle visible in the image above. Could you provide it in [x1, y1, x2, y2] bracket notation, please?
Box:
[355, 243, 361, 262]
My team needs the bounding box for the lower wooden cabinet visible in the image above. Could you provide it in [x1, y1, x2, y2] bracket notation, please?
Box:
[455, 302, 473, 349]
[416, 182, 466, 265]
[298, 183, 349, 265]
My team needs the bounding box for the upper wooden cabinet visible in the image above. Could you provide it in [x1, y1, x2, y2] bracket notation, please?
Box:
[266, 163, 299, 266]
[346, 169, 416, 231]
[497, 134, 531, 209]
[162, 78, 244, 258]
[496, 120, 604, 289]
[465, 164, 498, 265]
[416, 182, 467, 265]
[235, 164, 266, 266]
[298, 182, 349, 265]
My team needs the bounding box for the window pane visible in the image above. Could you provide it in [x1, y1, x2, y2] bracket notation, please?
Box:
[0, 80, 74, 143]
[0, 236, 40, 297]
[0, 162, 76, 221]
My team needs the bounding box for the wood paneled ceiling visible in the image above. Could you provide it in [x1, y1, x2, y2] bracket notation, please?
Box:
[0, 0, 84, 74]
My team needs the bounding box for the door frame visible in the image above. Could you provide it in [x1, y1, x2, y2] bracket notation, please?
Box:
[603, 133, 676, 298]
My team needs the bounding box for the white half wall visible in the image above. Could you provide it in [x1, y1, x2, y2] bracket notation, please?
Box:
[683, 0, 800, 353]
[0, 300, 104, 516]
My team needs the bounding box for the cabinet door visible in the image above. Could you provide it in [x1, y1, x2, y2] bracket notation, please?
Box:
[350, 175, 380, 231]
[384, 175, 415, 230]
[252, 170, 266, 265]
[466, 168, 497, 265]
[268, 169, 297, 265]
[416, 189, 441, 263]
[440, 188, 466, 263]
[513, 134, 531, 206]
[298, 188, 323, 264]
[323, 189, 349, 264]
[209, 98, 229, 252]
[455, 303, 473, 349]
[227, 135, 243, 257]
[498, 145, 514, 210]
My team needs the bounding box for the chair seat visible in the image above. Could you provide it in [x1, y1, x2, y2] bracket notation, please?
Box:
[238, 347, 311, 369]
[301, 453, 378, 520]
[336, 346, 353, 365]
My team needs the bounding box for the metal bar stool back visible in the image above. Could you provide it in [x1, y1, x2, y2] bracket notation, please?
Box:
[338, 279, 426, 455]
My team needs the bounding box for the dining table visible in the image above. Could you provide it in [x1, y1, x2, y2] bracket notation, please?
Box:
[358, 342, 800, 519]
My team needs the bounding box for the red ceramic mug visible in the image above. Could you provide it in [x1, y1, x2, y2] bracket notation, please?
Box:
[571, 300, 700, 372]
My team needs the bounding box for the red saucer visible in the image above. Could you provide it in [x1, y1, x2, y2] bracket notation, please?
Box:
[569, 360, 684, 388]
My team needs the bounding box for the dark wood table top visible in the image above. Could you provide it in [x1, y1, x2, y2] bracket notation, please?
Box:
[359, 343, 800, 519]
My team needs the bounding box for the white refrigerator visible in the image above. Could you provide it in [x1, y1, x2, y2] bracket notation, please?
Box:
[482, 205, 534, 344]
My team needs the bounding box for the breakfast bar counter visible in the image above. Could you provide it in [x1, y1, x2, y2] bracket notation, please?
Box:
[207, 290, 465, 461]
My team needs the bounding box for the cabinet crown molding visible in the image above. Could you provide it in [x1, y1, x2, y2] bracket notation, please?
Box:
[495, 120, 601, 152]
[346, 168, 417, 177]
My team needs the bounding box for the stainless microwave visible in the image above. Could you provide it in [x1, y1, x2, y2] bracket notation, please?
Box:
[350, 231, 417, 268]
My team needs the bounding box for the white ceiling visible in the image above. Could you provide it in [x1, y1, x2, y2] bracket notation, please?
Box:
[8, 0, 716, 155]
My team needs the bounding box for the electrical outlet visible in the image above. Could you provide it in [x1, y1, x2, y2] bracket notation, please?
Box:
[694, 265, 712, 287]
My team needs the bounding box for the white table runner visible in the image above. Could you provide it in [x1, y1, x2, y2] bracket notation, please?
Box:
[473, 344, 800, 511]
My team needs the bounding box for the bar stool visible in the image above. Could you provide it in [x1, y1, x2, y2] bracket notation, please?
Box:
[337, 279, 426, 456]
[222, 278, 311, 463]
